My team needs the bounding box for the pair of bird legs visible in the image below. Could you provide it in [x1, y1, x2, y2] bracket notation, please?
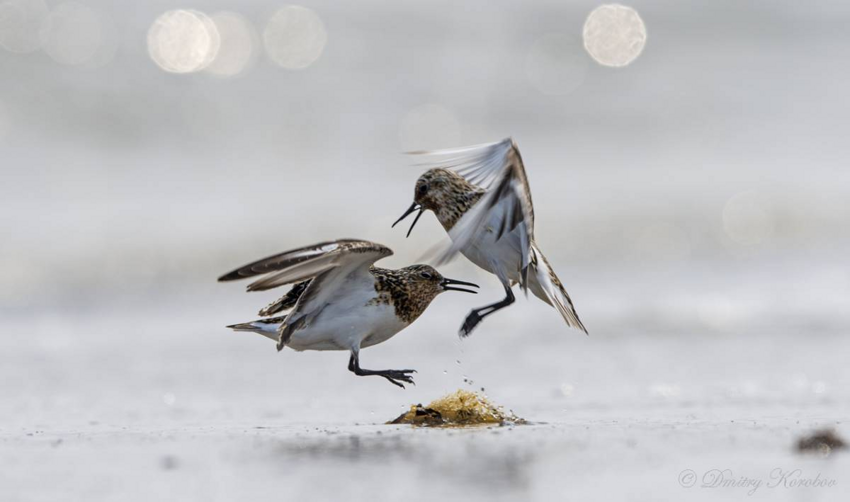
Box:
[348, 283, 516, 387]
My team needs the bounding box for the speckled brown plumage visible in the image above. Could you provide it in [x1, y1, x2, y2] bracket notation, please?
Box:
[252, 263, 446, 328]
[413, 168, 485, 230]
[369, 265, 445, 324]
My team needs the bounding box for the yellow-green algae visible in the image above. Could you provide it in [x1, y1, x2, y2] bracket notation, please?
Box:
[388, 389, 525, 427]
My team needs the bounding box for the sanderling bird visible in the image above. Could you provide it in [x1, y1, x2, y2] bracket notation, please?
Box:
[218, 239, 478, 388]
[393, 138, 587, 337]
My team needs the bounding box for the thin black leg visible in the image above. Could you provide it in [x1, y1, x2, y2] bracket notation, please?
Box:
[348, 352, 416, 388]
[459, 282, 515, 338]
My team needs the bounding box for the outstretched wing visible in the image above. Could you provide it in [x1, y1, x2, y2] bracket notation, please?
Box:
[218, 239, 392, 350]
[411, 138, 536, 290]
[218, 239, 390, 292]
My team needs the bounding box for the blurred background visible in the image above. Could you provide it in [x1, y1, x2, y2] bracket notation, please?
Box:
[2, 1, 849, 501]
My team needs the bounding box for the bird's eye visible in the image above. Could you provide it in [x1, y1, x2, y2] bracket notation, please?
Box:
[419, 271, 432, 279]
[417, 183, 428, 196]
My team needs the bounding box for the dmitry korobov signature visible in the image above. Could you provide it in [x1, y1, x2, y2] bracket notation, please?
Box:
[679, 468, 838, 495]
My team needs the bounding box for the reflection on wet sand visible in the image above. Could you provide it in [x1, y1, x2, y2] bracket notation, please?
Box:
[272, 427, 535, 495]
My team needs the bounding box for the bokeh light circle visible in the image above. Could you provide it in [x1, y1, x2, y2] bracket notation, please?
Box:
[263, 5, 327, 70]
[147, 9, 220, 74]
[39, 2, 102, 66]
[205, 12, 259, 78]
[82, 12, 118, 69]
[0, 0, 49, 53]
[583, 4, 646, 67]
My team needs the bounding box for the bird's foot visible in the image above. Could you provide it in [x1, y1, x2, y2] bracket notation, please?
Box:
[380, 369, 416, 388]
[459, 311, 483, 338]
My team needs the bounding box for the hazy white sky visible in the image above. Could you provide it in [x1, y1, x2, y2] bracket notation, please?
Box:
[2, 0, 849, 299]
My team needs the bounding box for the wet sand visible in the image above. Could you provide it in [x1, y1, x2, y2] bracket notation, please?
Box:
[2, 272, 848, 501]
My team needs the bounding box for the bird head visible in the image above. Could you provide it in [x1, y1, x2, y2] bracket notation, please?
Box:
[402, 264, 479, 300]
[392, 169, 475, 237]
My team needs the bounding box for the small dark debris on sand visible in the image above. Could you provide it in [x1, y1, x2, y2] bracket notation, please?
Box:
[160, 454, 179, 470]
[797, 429, 846, 456]
[388, 389, 525, 427]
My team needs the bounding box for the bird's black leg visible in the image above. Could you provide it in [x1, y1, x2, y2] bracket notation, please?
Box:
[348, 351, 416, 388]
[460, 282, 515, 338]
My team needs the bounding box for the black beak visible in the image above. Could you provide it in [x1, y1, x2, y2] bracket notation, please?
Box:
[440, 278, 479, 294]
[392, 202, 423, 238]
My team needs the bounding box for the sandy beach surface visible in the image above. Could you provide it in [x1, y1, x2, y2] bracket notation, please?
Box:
[3, 259, 848, 502]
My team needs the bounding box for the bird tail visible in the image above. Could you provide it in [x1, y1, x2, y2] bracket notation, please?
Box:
[528, 245, 588, 334]
[226, 316, 286, 342]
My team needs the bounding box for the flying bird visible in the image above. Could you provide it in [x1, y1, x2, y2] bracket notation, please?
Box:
[393, 138, 587, 337]
[218, 239, 478, 388]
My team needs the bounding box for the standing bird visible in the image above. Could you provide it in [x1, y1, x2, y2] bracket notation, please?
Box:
[393, 138, 587, 337]
[218, 239, 478, 388]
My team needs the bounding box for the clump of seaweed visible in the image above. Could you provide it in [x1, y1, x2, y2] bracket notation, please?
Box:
[388, 389, 525, 427]
[796, 429, 846, 457]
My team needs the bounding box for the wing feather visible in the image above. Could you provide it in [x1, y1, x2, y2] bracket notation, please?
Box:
[217, 240, 343, 282]
[275, 241, 392, 349]
[218, 239, 391, 292]
[218, 239, 393, 350]
[411, 138, 536, 291]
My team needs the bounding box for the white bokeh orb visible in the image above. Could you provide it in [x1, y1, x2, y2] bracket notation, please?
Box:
[583, 4, 646, 67]
[205, 12, 259, 78]
[147, 9, 220, 74]
[398, 104, 461, 152]
[39, 2, 102, 66]
[0, 0, 49, 53]
[526, 33, 588, 96]
[82, 12, 118, 69]
[263, 5, 327, 70]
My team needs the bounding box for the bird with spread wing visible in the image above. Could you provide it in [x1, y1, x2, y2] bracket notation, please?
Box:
[218, 239, 478, 388]
[393, 138, 587, 337]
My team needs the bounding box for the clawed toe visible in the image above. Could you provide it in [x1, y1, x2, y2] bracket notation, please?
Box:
[383, 377, 407, 389]
[383, 369, 416, 388]
[460, 313, 482, 338]
[389, 370, 416, 382]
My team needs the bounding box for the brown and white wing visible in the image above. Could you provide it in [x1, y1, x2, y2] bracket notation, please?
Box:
[218, 239, 390, 292]
[277, 241, 393, 349]
[219, 239, 393, 349]
[411, 138, 536, 290]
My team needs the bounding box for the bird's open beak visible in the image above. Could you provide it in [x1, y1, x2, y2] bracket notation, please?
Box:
[392, 202, 424, 238]
[440, 278, 479, 294]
